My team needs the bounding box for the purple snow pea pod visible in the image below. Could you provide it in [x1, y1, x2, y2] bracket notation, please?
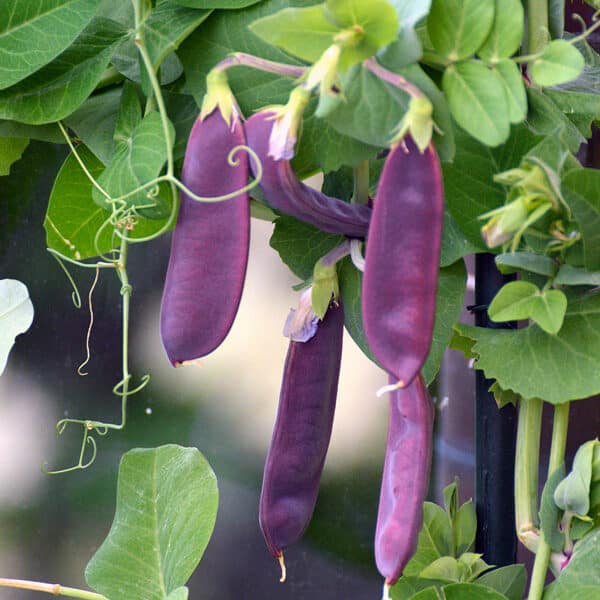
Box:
[375, 372, 434, 586]
[362, 136, 443, 388]
[245, 111, 371, 238]
[160, 109, 250, 366]
[259, 301, 344, 580]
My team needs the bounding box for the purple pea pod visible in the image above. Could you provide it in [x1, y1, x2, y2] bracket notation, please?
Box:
[245, 111, 371, 238]
[259, 301, 344, 580]
[160, 110, 250, 366]
[375, 372, 434, 587]
[362, 136, 443, 388]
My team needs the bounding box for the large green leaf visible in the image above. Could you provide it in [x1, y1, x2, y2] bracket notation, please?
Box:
[0, 0, 98, 89]
[442, 125, 540, 248]
[0, 137, 28, 175]
[390, 577, 444, 599]
[0, 18, 128, 124]
[440, 209, 480, 267]
[0, 120, 63, 143]
[544, 529, 600, 599]
[427, 0, 494, 61]
[453, 289, 600, 403]
[443, 60, 510, 147]
[494, 60, 527, 124]
[530, 40, 585, 87]
[85, 445, 219, 600]
[0, 279, 34, 376]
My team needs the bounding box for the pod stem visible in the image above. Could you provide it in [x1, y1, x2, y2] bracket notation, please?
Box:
[0, 578, 106, 599]
[363, 58, 424, 100]
[277, 552, 287, 583]
[213, 53, 307, 79]
[351, 160, 370, 206]
[514, 397, 543, 553]
[527, 402, 570, 600]
[319, 240, 352, 268]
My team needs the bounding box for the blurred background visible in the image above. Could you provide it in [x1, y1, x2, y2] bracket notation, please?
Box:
[1, 141, 598, 599]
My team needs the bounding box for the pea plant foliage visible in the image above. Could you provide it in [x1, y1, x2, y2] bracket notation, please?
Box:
[1, 0, 600, 598]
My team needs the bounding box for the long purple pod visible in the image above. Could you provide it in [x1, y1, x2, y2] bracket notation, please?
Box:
[259, 302, 344, 572]
[160, 111, 249, 365]
[362, 136, 443, 387]
[375, 373, 434, 585]
[245, 111, 371, 237]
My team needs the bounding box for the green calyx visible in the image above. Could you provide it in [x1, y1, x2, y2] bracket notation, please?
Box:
[390, 95, 434, 152]
[311, 259, 339, 320]
[200, 69, 240, 127]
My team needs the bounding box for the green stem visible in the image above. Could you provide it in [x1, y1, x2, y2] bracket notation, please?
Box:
[527, 0, 549, 55]
[116, 237, 131, 428]
[527, 402, 570, 600]
[351, 160, 370, 205]
[0, 578, 106, 599]
[514, 397, 543, 552]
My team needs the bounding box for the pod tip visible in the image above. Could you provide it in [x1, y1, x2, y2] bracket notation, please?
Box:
[382, 580, 391, 600]
[174, 359, 203, 368]
[375, 380, 406, 398]
[277, 552, 287, 583]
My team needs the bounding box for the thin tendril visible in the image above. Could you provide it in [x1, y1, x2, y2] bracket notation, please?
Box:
[57, 122, 111, 200]
[113, 374, 150, 397]
[77, 266, 100, 376]
[569, 10, 600, 44]
[42, 425, 98, 475]
[49, 252, 82, 308]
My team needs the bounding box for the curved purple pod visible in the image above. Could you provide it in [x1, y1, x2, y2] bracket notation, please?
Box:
[245, 111, 371, 237]
[362, 136, 443, 387]
[160, 110, 250, 366]
[375, 373, 434, 585]
[259, 302, 344, 570]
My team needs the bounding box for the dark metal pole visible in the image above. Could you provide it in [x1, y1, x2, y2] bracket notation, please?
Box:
[474, 253, 518, 565]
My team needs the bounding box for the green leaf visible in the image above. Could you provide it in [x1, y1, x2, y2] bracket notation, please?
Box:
[443, 125, 540, 248]
[403, 502, 454, 575]
[563, 168, 600, 271]
[93, 110, 175, 220]
[454, 288, 600, 403]
[270, 216, 344, 281]
[420, 556, 461, 582]
[526, 87, 584, 154]
[495, 252, 556, 277]
[0, 121, 63, 144]
[531, 40, 585, 87]
[427, 0, 494, 62]
[0, 18, 128, 125]
[44, 147, 113, 260]
[389, 577, 444, 600]
[528, 289, 567, 334]
[408, 588, 442, 600]
[443, 60, 510, 147]
[544, 529, 600, 599]
[65, 87, 122, 165]
[540, 465, 567, 552]
[324, 0, 399, 67]
[477, 0, 523, 62]
[172, 0, 261, 8]
[494, 59, 527, 124]
[475, 565, 526, 600]
[555, 264, 600, 287]
[488, 281, 540, 322]
[0, 0, 98, 90]
[0, 137, 28, 175]
[85, 445, 219, 600]
[441, 209, 480, 267]
[249, 6, 339, 64]
[454, 500, 477, 556]
[0, 279, 34, 376]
